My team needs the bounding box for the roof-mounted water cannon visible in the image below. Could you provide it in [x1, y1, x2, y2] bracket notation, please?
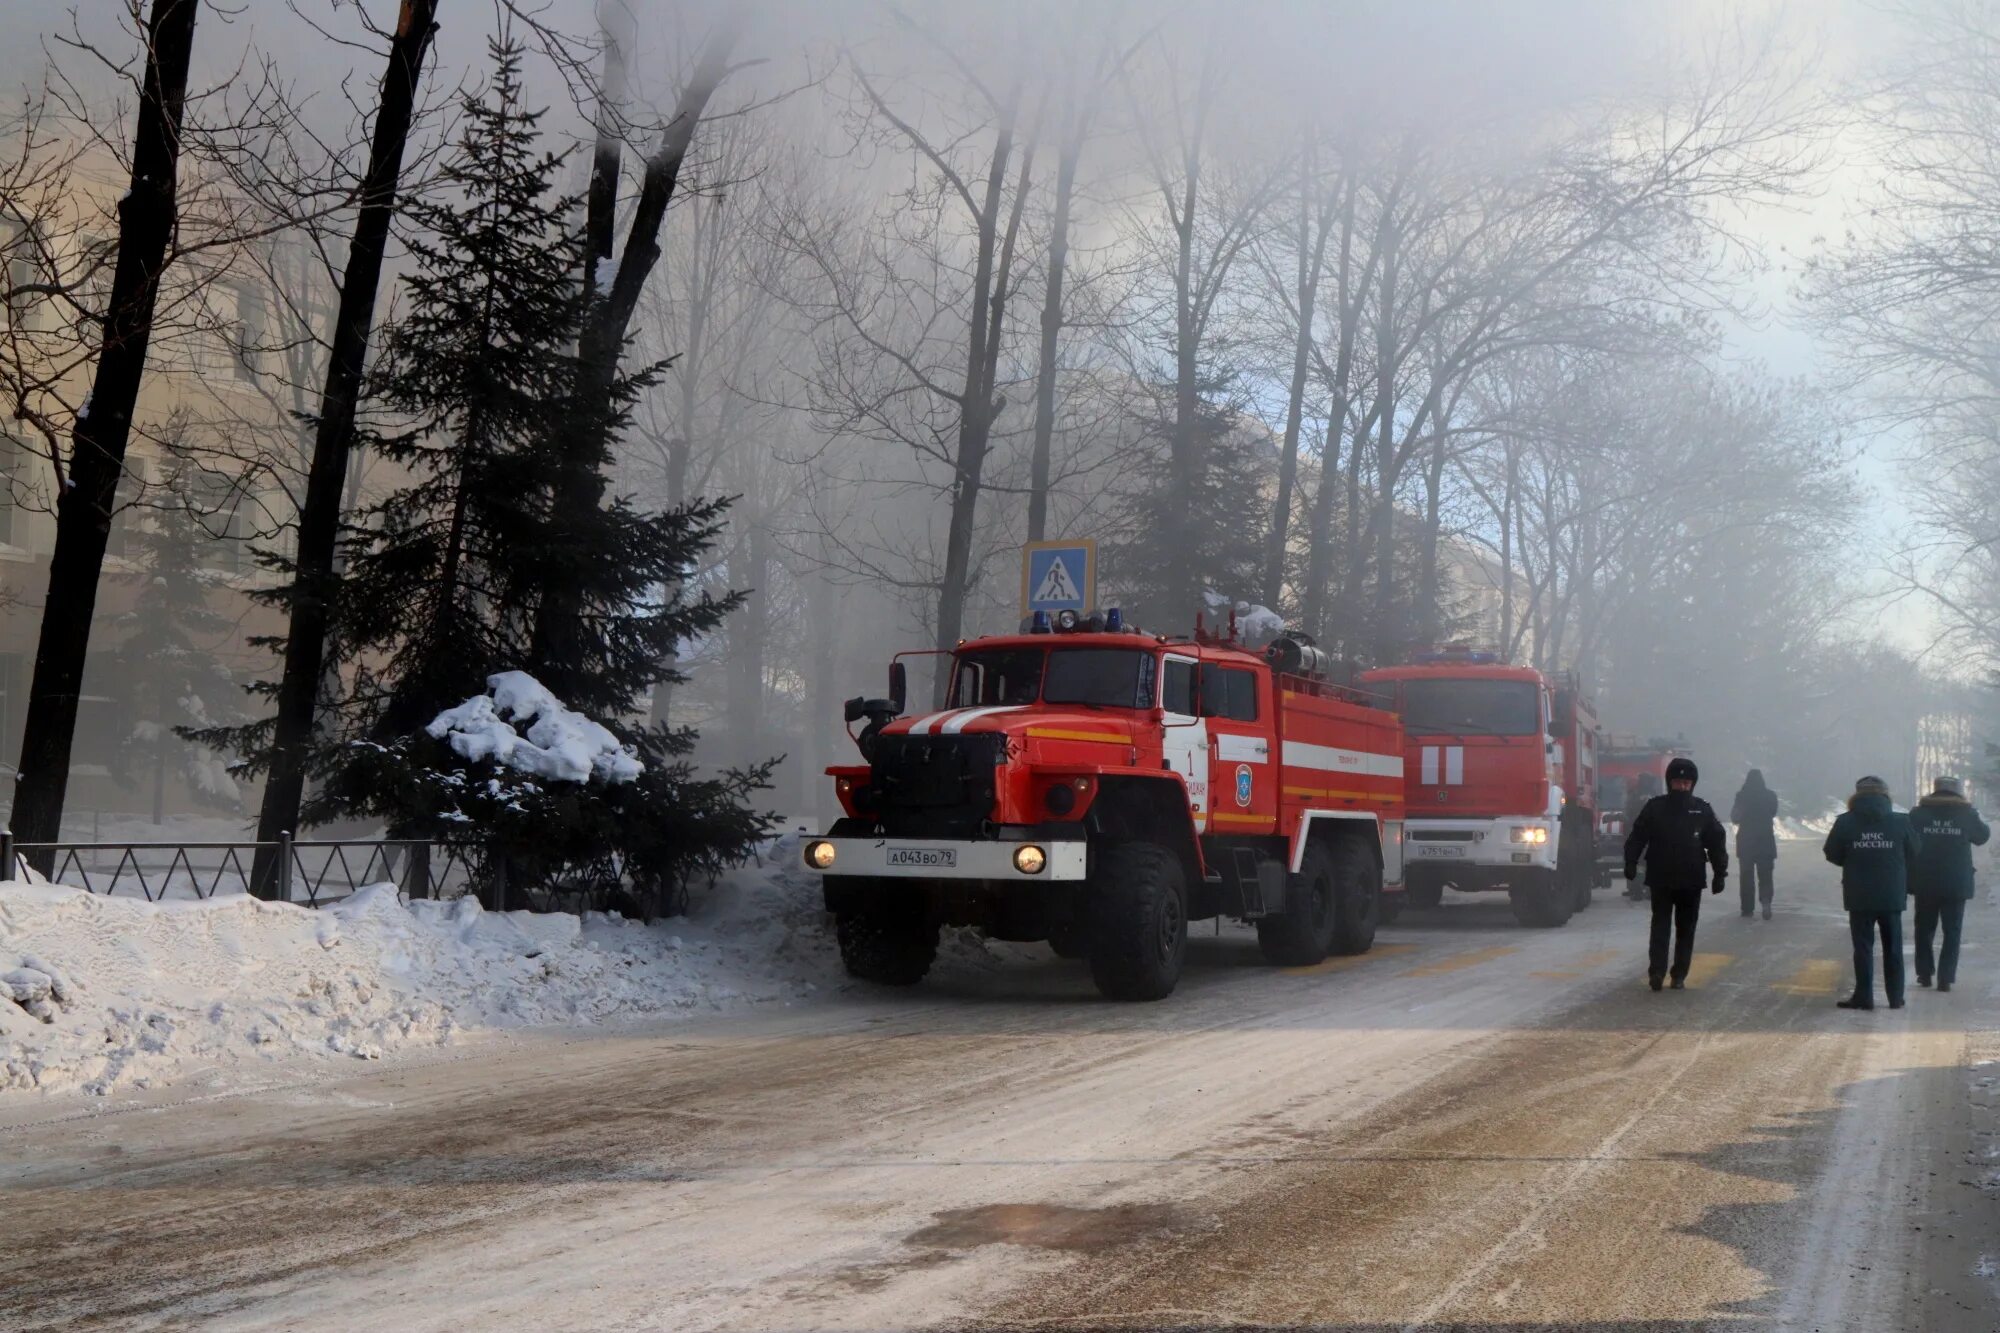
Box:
[1266, 633, 1335, 681]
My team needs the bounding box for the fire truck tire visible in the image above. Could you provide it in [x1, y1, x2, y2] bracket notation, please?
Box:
[835, 905, 939, 986]
[1509, 869, 1574, 928]
[1087, 842, 1187, 1001]
[1406, 868, 1444, 911]
[1256, 841, 1338, 966]
[1329, 837, 1380, 956]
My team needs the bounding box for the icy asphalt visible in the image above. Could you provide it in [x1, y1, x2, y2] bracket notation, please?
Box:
[4, 843, 1999, 1332]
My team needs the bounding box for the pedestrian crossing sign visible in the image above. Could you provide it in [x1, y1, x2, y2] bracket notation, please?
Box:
[1023, 539, 1096, 616]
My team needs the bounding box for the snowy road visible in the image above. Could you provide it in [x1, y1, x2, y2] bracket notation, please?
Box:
[6, 848, 2000, 1331]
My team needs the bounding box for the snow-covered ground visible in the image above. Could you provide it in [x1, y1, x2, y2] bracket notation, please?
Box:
[0, 828, 1026, 1100]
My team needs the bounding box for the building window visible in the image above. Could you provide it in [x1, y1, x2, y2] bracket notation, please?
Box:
[0, 652, 19, 773]
[0, 434, 16, 547]
[0, 222, 41, 332]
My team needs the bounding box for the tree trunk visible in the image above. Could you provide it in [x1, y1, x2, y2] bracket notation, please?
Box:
[931, 91, 1026, 700]
[249, 0, 439, 897]
[1415, 382, 1450, 645]
[11, 0, 199, 863]
[1500, 439, 1517, 655]
[1026, 121, 1082, 544]
[532, 16, 743, 687]
[1261, 141, 1331, 610]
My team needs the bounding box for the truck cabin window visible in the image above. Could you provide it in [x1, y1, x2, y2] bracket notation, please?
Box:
[1399, 679, 1540, 736]
[949, 647, 1157, 709]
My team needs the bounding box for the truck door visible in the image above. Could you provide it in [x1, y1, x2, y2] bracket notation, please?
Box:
[1161, 654, 1209, 831]
[1202, 661, 1277, 836]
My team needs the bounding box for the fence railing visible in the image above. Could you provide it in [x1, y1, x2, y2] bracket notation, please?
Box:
[0, 832, 487, 908]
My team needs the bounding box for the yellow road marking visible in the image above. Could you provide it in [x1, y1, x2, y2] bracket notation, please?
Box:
[1680, 952, 1735, 988]
[1772, 958, 1845, 996]
[1401, 944, 1518, 978]
[1285, 942, 1420, 975]
[1529, 948, 1624, 979]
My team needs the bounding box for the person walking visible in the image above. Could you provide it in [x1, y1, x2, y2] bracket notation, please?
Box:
[1623, 772, 1664, 902]
[1823, 775, 1922, 1011]
[1908, 776, 1990, 993]
[1625, 757, 1728, 991]
[1730, 769, 1780, 919]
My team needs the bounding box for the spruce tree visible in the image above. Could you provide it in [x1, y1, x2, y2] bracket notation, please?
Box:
[106, 470, 244, 823]
[1105, 368, 1276, 634]
[205, 40, 772, 908]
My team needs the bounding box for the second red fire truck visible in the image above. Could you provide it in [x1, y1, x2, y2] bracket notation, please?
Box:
[1361, 647, 1602, 927]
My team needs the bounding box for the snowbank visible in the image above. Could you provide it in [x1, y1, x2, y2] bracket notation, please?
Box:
[428, 670, 643, 784]
[0, 830, 1030, 1100]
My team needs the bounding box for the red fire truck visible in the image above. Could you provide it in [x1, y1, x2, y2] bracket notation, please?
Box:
[801, 610, 1406, 1000]
[1594, 735, 1692, 880]
[1360, 647, 1601, 927]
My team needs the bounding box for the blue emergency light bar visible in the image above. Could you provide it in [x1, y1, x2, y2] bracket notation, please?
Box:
[1413, 645, 1501, 665]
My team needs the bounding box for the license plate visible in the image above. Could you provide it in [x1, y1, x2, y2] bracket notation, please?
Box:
[1412, 843, 1467, 859]
[887, 846, 956, 868]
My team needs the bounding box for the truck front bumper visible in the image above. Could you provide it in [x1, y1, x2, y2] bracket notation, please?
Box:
[800, 835, 1090, 882]
[1403, 818, 1559, 874]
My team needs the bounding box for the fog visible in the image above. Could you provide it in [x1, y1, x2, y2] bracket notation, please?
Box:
[0, 0, 1992, 837]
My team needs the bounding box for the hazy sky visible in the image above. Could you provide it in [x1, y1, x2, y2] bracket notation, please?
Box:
[0, 0, 1939, 645]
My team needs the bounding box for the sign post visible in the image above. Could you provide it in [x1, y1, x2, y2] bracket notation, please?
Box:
[1022, 538, 1096, 619]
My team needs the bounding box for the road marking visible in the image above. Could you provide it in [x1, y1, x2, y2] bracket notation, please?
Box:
[1773, 958, 1845, 996]
[1681, 952, 1734, 987]
[1284, 942, 1419, 975]
[1529, 948, 1624, 979]
[1401, 944, 1518, 978]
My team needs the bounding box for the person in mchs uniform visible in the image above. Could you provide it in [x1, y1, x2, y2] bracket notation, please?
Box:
[1907, 776, 1990, 993]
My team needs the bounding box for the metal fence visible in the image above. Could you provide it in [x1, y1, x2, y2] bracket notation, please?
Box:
[0, 832, 487, 907]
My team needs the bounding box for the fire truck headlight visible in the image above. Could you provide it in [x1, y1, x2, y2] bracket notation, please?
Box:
[1045, 782, 1078, 816]
[805, 840, 837, 870]
[1013, 844, 1047, 875]
[1510, 826, 1549, 845]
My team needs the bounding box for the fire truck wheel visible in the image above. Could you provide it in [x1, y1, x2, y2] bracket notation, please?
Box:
[1406, 868, 1444, 911]
[1329, 837, 1380, 956]
[1087, 842, 1187, 1001]
[835, 904, 939, 986]
[1509, 869, 1574, 928]
[1256, 841, 1338, 966]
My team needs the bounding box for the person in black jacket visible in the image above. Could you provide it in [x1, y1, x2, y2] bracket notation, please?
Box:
[1625, 756, 1729, 990]
[1730, 769, 1780, 919]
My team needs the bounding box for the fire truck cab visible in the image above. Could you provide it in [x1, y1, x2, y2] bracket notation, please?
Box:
[1360, 647, 1601, 927]
[802, 611, 1406, 1001]
[1595, 735, 1692, 879]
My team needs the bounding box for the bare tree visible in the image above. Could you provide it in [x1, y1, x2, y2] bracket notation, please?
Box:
[248, 0, 441, 893]
[11, 0, 201, 859]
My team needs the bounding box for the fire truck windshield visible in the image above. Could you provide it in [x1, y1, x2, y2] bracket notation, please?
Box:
[948, 647, 1156, 709]
[1399, 678, 1540, 736]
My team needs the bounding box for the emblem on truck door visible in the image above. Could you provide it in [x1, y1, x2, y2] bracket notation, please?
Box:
[1235, 764, 1253, 807]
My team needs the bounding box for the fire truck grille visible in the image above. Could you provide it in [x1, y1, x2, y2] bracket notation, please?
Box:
[869, 733, 1006, 837]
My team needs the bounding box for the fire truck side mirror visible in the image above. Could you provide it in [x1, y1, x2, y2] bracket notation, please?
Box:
[1546, 719, 1562, 738]
[888, 661, 908, 716]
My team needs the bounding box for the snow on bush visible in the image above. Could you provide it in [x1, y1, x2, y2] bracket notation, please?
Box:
[428, 670, 643, 785]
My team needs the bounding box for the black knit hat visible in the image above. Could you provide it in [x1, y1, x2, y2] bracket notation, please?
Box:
[1665, 757, 1699, 787]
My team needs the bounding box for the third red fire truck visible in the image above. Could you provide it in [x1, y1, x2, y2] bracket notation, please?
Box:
[1360, 647, 1602, 927]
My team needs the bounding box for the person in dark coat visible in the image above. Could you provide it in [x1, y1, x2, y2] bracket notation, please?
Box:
[1823, 775, 1922, 1010]
[1622, 772, 1664, 902]
[1625, 756, 1728, 991]
[1730, 769, 1780, 919]
[1908, 776, 1990, 993]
